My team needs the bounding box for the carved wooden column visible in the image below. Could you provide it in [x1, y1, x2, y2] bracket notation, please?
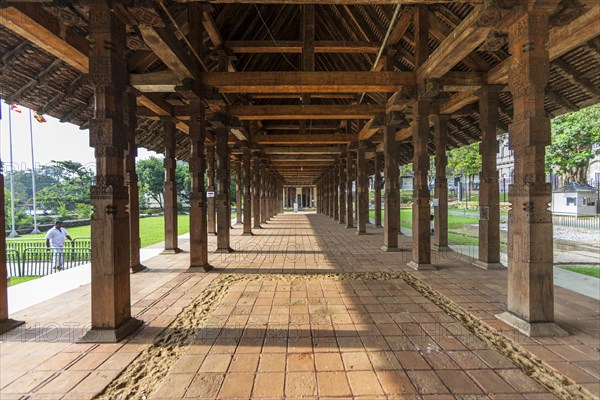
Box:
[216, 127, 232, 253]
[497, 10, 566, 337]
[339, 149, 347, 225]
[242, 145, 253, 235]
[382, 122, 399, 250]
[432, 114, 449, 252]
[374, 152, 382, 227]
[124, 90, 145, 272]
[161, 118, 182, 254]
[253, 155, 261, 229]
[409, 98, 434, 269]
[0, 159, 24, 334]
[356, 141, 368, 234]
[408, 6, 434, 269]
[82, 2, 141, 341]
[260, 160, 268, 224]
[234, 160, 242, 225]
[207, 144, 216, 235]
[188, 96, 213, 272]
[333, 162, 339, 221]
[329, 169, 335, 218]
[346, 149, 354, 228]
[475, 86, 503, 269]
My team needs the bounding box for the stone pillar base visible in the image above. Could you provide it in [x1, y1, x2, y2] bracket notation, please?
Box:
[356, 231, 368, 235]
[0, 319, 25, 335]
[130, 264, 147, 273]
[78, 317, 142, 343]
[407, 261, 437, 270]
[338, 220, 345, 225]
[242, 232, 254, 236]
[374, 224, 382, 228]
[473, 260, 505, 270]
[161, 248, 183, 255]
[496, 312, 568, 338]
[188, 264, 214, 273]
[432, 244, 451, 252]
[345, 225, 354, 229]
[380, 245, 402, 252]
[215, 247, 234, 254]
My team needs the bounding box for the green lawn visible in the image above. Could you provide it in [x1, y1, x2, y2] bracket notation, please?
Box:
[561, 266, 600, 279]
[9, 276, 41, 286]
[369, 208, 494, 247]
[12, 214, 192, 248]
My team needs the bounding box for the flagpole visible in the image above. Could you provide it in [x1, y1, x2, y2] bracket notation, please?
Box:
[28, 109, 40, 234]
[7, 105, 18, 238]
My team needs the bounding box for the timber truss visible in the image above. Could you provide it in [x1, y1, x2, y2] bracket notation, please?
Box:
[0, 1, 599, 185]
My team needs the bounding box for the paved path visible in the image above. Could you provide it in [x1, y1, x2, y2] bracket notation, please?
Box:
[1, 213, 598, 399]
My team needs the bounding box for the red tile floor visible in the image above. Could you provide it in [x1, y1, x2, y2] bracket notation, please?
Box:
[1, 213, 598, 399]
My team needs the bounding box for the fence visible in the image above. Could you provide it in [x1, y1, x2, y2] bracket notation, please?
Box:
[552, 215, 600, 230]
[5, 238, 92, 278]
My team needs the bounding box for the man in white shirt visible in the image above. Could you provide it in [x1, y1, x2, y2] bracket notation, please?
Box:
[45, 221, 73, 270]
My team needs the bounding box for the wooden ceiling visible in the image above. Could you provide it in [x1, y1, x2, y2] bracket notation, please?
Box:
[0, 1, 599, 185]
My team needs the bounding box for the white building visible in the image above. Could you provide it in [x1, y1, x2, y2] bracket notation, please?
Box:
[552, 183, 597, 216]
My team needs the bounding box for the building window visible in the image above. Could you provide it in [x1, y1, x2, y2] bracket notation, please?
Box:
[566, 197, 576, 206]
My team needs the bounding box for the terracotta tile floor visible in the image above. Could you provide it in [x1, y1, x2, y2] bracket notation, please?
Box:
[1, 213, 598, 399]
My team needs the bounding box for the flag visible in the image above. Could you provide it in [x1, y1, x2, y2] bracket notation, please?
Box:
[10, 104, 21, 113]
[33, 111, 47, 123]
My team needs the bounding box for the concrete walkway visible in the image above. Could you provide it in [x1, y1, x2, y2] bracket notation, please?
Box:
[1, 213, 598, 399]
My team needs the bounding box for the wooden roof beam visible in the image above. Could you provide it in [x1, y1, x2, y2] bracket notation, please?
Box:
[252, 134, 357, 145]
[230, 105, 385, 120]
[441, 3, 600, 116]
[223, 41, 382, 53]
[138, 22, 200, 81]
[202, 9, 236, 72]
[263, 146, 344, 154]
[417, 5, 505, 81]
[0, 4, 89, 73]
[184, 0, 483, 3]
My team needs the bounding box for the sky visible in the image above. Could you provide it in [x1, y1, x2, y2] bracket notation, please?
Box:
[0, 102, 159, 172]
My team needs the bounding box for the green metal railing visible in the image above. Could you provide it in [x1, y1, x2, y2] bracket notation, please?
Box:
[5, 238, 91, 277]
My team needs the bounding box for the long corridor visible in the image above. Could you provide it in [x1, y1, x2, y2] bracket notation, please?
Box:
[1, 213, 598, 399]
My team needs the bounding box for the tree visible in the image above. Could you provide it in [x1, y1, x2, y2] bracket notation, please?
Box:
[136, 157, 192, 210]
[447, 142, 481, 190]
[546, 104, 600, 184]
[36, 161, 94, 213]
[137, 157, 165, 209]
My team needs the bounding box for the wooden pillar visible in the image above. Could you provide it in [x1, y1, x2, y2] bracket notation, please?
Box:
[234, 160, 242, 225]
[431, 114, 450, 252]
[124, 90, 145, 272]
[356, 141, 368, 234]
[161, 118, 182, 254]
[188, 97, 213, 272]
[339, 149, 347, 224]
[475, 86, 503, 269]
[374, 153, 383, 227]
[497, 10, 566, 337]
[329, 169, 335, 218]
[408, 5, 434, 269]
[409, 98, 434, 269]
[0, 159, 24, 334]
[82, 1, 141, 341]
[253, 155, 261, 229]
[333, 162, 339, 221]
[346, 149, 354, 228]
[216, 127, 232, 253]
[207, 144, 216, 235]
[242, 145, 253, 235]
[382, 123, 399, 250]
[260, 160, 268, 224]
